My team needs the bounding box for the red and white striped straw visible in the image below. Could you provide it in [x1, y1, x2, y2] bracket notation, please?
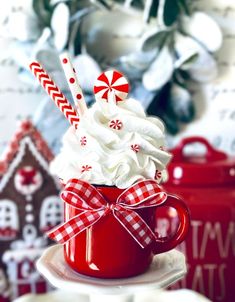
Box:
[59, 53, 87, 116]
[29, 62, 80, 129]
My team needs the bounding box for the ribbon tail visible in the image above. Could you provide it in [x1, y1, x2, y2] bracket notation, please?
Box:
[113, 209, 157, 249]
[47, 210, 105, 244]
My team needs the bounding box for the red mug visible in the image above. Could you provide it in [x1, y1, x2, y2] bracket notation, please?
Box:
[64, 184, 190, 278]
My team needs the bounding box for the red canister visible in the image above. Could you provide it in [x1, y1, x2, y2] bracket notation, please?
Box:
[160, 137, 235, 302]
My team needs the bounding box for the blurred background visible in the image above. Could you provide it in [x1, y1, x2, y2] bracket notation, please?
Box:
[0, 0, 234, 302]
[0, 0, 234, 155]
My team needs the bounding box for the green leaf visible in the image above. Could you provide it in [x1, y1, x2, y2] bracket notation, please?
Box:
[43, 0, 52, 10]
[146, 82, 181, 134]
[33, 0, 52, 26]
[162, 112, 180, 134]
[149, 0, 159, 18]
[177, 0, 190, 15]
[173, 70, 186, 87]
[141, 30, 169, 52]
[169, 83, 195, 123]
[176, 69, 191, 82]
[89, 0, 112, 10]
[162, 0, 180, 26]
[180, 53, 199, 69]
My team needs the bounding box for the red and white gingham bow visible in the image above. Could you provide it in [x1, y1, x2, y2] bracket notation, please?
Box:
[47, 179, 167, 248]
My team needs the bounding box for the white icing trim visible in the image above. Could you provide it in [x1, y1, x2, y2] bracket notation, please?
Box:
[25, 214, 34, 223]
[0, 199, 19, 233]
[3, 248, 45, 263]
[25, 204, 33, 212]
[11, 236, 48, 250]
[23, 224, 37, 243]
[0, 137, 59, 192]
[21, 261, 32, 278]
[40, 196, 63, 230]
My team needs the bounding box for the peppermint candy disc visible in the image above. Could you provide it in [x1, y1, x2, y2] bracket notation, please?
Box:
[94, 70, 129, 103]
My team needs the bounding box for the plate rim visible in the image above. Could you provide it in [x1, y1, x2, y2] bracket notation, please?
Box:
[36, 245, 186, 295]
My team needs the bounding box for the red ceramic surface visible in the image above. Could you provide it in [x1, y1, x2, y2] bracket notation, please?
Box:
[64, 185, 190, 278]
[161, 137, 235, 302]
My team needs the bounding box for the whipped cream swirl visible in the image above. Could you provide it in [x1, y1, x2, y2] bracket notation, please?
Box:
[50, 98, 172, 188]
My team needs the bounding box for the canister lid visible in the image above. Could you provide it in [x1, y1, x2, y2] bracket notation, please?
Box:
[166, 137, 235, 186]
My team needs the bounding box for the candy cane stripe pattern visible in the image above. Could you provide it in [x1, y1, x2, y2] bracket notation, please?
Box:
[30, 62, 80, 129]
[109, 119, 123, 130]
[155, 170, 162, 180]
[80, 136, 87, 146]
[94, 70, 129, 103]
[131, 144, 140, 153]
[81, 165, 92, 173]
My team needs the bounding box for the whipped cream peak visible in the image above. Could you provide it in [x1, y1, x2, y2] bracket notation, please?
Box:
[50, 97, 171, 189]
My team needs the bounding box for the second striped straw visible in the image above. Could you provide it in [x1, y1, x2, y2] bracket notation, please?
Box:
[60, 53, 87, 116]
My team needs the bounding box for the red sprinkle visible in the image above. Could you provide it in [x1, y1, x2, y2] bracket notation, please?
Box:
[81, 165, 92, 173]
[76, 93, 82, 100]
[131, 144, 140, 153]
[63, 58, 68, 64]
[69, 78, 75, 84]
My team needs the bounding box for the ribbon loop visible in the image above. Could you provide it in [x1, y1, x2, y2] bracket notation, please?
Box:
[62, 179, 105, 209]
[47, 179, 167, 248]
[117, 180, 167, 208]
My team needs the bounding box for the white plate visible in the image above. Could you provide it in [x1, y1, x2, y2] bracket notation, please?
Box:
[13, 289, 212, 302]
[36, 245, 186, 296]
[13, 291, 87, 302]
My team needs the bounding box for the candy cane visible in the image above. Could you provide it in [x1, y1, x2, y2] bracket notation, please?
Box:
[94, 70, 129, 103]
[29, 62, 80, 129]
[59, 53, 87, 116]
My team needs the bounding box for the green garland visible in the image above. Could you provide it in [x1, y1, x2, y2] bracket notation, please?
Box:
[13, 0, 220, 134]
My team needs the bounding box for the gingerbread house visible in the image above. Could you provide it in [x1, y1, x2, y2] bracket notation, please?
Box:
[0, 120, 62, 301]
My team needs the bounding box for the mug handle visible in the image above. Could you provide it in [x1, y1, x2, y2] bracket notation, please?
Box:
[152, 194, 190, 254]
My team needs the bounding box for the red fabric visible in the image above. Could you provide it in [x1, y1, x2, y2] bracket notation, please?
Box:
[47, 179, 167, 248]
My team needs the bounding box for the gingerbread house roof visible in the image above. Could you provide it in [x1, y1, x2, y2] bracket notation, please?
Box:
[0, 120, 56, 191]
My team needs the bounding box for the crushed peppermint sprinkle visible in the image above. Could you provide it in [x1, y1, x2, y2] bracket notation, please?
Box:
[80, 136, 87, 146]
[131, 144, 140, 153]
[109, 119, 123, 130]
[81, 165, 92, 173]
[154, 170, 162, 180]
